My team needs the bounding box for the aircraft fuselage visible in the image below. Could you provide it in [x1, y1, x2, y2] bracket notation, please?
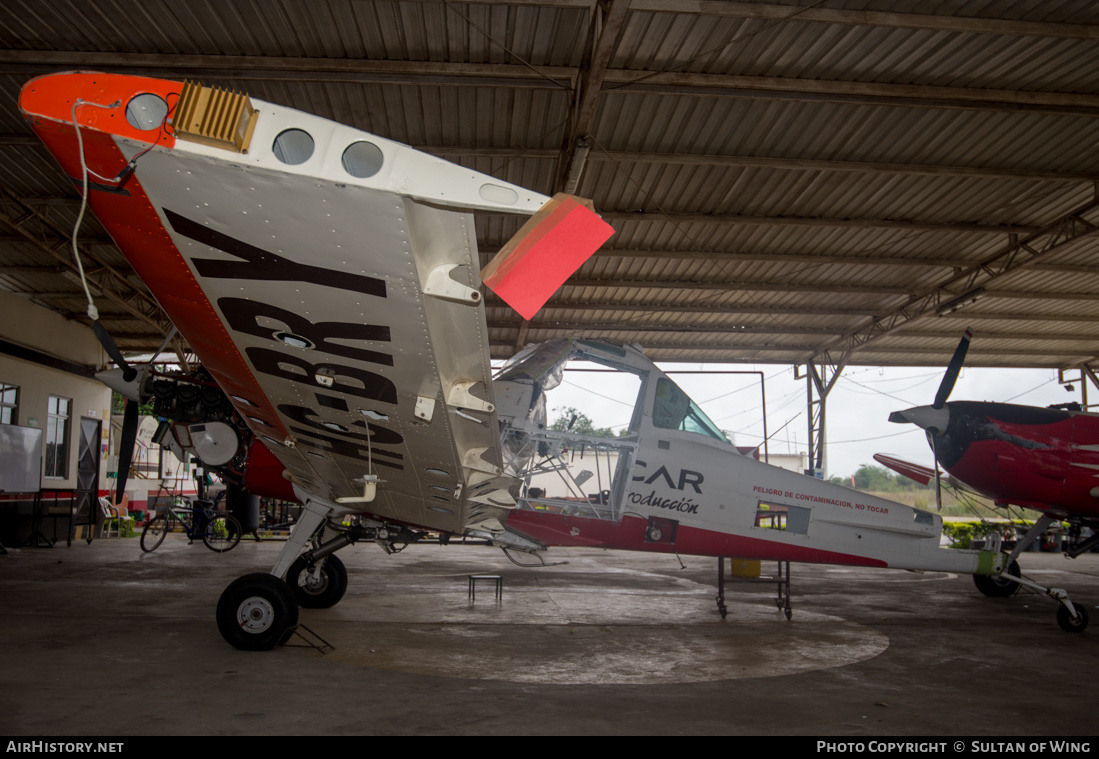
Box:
[929, 401, 1099, 520]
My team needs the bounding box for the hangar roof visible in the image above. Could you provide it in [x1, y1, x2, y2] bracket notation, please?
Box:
[3, 0, 1099, 371]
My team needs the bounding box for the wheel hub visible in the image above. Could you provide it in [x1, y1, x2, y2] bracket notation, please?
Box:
[300, 567, 328, 594]
[237, 597, 275, 632]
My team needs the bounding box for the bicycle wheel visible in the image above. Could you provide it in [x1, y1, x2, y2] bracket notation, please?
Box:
[203, 513, 242, 552]
[140, 514, 169, 553]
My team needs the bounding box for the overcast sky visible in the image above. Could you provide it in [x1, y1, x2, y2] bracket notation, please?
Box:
[529, 359, 1079, 480]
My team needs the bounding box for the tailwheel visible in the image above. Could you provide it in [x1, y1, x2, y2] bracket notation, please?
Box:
[216, 573, 299, 650]
[1056, 603, 1089, 634]
[973, 559, 1021, 598]
[287, 554, 348, 609]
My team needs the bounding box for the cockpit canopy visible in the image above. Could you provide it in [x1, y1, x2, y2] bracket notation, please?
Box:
[492, 338, 729, 519]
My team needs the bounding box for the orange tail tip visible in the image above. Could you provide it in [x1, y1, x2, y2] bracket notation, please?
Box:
[480, 193, 614, 321]
[20, 71, 181, 148]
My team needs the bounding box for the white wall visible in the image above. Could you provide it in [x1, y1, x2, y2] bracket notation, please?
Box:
[0, 292, 111, 492]
[765, 452, 809, 475]
[0, 291, 107, 367]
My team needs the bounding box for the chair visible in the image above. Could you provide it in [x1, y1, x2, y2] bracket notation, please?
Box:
[99, 495, 131, 538]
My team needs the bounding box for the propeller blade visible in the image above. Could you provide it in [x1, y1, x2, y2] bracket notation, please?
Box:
[115, 399, 139, 503]
[930, 434, 942, 510]
[93, 320, 138, 383]
[933, 328, 973, 408]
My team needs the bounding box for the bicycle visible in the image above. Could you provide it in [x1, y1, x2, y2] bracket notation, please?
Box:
[140, 496, 242, 553]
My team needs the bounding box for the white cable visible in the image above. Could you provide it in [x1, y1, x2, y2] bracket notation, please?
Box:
[69, 97, 120, 323]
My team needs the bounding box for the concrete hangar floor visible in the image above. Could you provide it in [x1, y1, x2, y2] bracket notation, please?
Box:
[1, 537, 1097, 736]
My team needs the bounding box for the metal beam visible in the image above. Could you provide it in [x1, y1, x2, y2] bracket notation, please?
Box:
[627, 1, 1099, 40]
[507, 321, 846, 336]
[819, 194, 1099, 366]
[559, 278, 915, 295]
[4, 50, 1099, 115]
[3, 192, 1044, 235]
[12, 137, 1099, 184]
[557, 0, 631, 194]
[598, 211, 1039, 235]
[589, 151, 1099, 183]
[0, 184, 173, 344]
[585, 248, 973, 268]
[388, 1, 1099, 40]
[489, 299, 884, 317]
[938, 311, 1099, 325]
[486, 340, 1085, 366]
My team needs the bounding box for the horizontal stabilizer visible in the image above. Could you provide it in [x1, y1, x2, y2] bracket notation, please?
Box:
[873, 453, 935, 486]
[481, 193, 614, 320]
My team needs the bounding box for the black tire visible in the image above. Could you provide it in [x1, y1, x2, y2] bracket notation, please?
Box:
[140, 514, 169, 553]
[202, 514, 242, 553]
[216, 573, 299, 651]
[973, 559, 1021, 598]
[286, 554, 348, 609]
[1057, 603, 1089, 633]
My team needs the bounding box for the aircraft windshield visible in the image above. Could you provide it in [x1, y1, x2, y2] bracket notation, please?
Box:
[494, 339, 645, 520]
[652, 377, 729, 442]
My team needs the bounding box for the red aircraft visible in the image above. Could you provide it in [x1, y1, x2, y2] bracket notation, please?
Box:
[887, 329, 1096, 632]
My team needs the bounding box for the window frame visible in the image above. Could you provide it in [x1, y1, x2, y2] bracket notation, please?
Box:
[44, 395, 72, 479]
[0, 382, 17, 425]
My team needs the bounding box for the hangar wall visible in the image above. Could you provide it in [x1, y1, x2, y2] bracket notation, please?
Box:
[0, 290, 111, 492]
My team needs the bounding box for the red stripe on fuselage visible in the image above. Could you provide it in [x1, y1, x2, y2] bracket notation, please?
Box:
[507, 510, 889, 567]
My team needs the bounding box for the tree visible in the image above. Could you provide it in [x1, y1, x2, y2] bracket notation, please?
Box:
[548, 407, 620, 438]
[852, 464, 896, 492]
[849, 463, 934, 493]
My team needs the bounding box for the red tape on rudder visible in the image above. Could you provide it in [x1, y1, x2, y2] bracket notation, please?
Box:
[481, 193, 614, 320]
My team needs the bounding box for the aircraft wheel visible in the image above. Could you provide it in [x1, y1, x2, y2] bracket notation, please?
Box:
[216, 573, 299, 650]
[973, 559, 1021, 598]
[1056, 603, 1088, 633]
[287, 554, 348, 609]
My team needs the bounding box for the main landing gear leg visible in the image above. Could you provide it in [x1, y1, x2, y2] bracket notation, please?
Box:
[216, 501, 331, 650]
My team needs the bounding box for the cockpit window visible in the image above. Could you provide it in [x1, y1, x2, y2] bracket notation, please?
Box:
[652, 377, 728, 442]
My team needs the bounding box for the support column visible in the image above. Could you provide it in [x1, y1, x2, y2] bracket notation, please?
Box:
[1059, 363, 1099, 411]
[800, 355, 846, 478]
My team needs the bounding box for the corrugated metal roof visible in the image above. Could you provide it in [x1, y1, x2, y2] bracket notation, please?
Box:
[2, 0, 1099, 371]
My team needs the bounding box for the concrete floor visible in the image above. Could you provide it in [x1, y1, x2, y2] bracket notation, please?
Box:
[1, 534, 1097, 736]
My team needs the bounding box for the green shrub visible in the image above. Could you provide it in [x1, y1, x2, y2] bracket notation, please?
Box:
[942, 520, 1028, 549]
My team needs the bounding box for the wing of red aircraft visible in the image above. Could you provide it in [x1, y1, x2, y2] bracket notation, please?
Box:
[872, 453, 936, 487]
